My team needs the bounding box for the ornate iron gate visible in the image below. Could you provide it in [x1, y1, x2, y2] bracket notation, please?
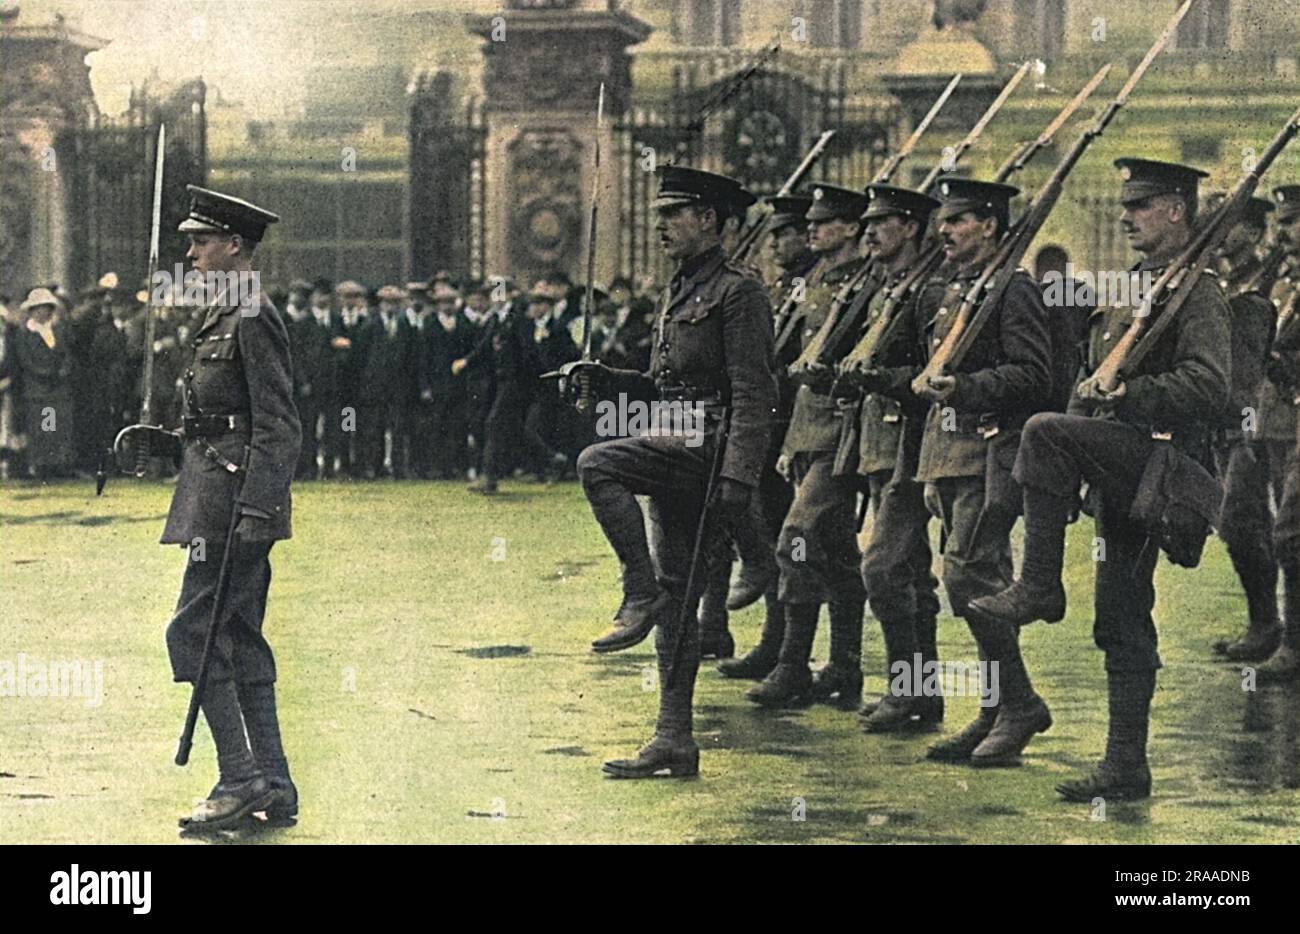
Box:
[408, 72, 487, 284]
[62, 79, 207, 292]
[616, 57, 899, 282]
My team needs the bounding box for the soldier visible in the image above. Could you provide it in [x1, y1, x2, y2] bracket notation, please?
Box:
[748, 185, 873, 710]
[909, 177, 1055, 767]
[839, 184, 947, 733]
[150, 186, 301, 828]
[970, 160, 1231, 800]
[1209, 196, 1285, 660]
[575, 166, 777, 777]
[1259, 183, 1300, 679]
[719, 193, 814, 679]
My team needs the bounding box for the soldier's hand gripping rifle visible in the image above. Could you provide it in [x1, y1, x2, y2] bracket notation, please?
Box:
[786, 65, 1027, 382]
[833, 63, 1113, 397]
[103, 124, 179, 493]
[913, 0, 1198, 398]
[730, 129, 837, 267]
[1081, 100, 1300, 399]
[773, 73, 965, 362]
[541, 85, 606, 412]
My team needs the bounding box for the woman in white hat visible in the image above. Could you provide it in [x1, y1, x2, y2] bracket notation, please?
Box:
[12, 287, 78, 479]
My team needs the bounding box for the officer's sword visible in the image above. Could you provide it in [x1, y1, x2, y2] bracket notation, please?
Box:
[130, 123, 167, 483]
[541, 85, 604, 411]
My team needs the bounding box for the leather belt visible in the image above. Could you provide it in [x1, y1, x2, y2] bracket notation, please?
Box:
[183, 413, 250, 437]
[657, 384, 724, 406]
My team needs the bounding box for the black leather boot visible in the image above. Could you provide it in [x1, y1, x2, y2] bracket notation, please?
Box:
[718, 590, 784, 680]
[1057, 669, 1153, 802]
[860, 613, 930, 732]
[968, 618, 1047, 765]
[180, 773, 277, 831]
[605, 595, 701, 779]
[810, 600, 864, 709]
[968, 487, 1072, 626]
[926, 706, 998, 762]
[747, 603, 817, 708]
[591, 589, 672, 653]
[603, 734, 700, 778]
[1213, 559, 1282, 661]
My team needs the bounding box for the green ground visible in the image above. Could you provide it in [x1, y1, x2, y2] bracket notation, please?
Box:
[1, 479, 1298, 844]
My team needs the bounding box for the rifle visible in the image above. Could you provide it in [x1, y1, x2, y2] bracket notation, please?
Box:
[130, 124, 167, 483]
[914, 0, 1198, 395]
[539, 85, 605, 410]
[772, 74, 964, 362]
[730, 129, 837, 267]
[785, 65, 1026, 377]
[834, 63, 1113, 394]
[1237, 242, 1288, 297]
[1084, 100, 1300, 395]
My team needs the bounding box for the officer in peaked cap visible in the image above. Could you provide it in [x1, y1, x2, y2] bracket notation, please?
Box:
[178, 184, 281, 244]
[137, 184, 301, 831]
[574, 164, 777, 778]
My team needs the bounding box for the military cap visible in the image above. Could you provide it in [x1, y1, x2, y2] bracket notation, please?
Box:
[1205, 192, 1274, 229]
[934, 176, 1020, 221]
[652, 165, 756, 214]
[288, 278, 312, 293]
[863, 184, 940, 223]
[311, 277, 333, 293]
[20, 286, 61, 312]
[806, 184, 869, 222]
[1113, 158, 1208, 206]
[178, 185, 280, 242]
[1273, 185, 1300, 223]
[376, 285, 404, 302]
[335, 280, 366, 297]
[406, 280, 430, 293]
[765, 194, 815, 233]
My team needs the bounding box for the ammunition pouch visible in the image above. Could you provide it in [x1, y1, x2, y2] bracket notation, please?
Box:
[1130, 440, 1224, 569]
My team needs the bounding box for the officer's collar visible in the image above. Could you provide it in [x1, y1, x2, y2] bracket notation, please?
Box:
[676, 243, 724, 281]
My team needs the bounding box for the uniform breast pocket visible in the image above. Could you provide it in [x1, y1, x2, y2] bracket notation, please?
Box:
[200, 338, 240, 364]
[670, 298, 720, 326]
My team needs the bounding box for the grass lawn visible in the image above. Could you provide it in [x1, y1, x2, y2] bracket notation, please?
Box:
[2, 478, 1298, 844]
